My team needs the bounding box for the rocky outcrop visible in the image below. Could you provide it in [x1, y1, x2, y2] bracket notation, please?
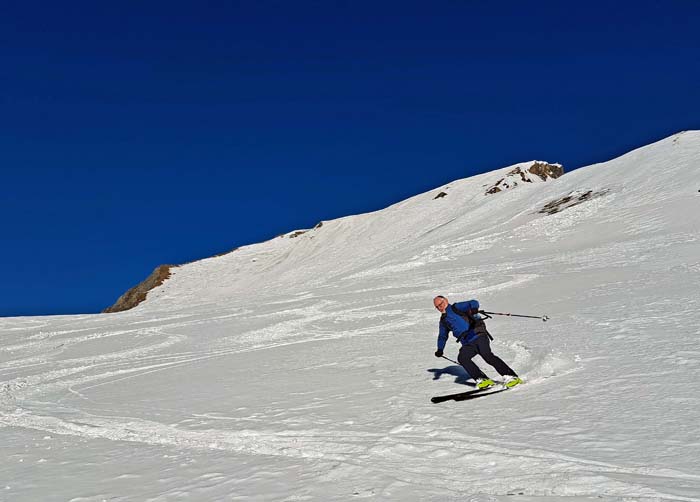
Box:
[104, 220, 326, 313]
[539, 189, 610, 215]
[282, 222, 325, 238]
[103, 264, 174, 313]
[486, 162, 564, 195]
[528, 161, 564, 181]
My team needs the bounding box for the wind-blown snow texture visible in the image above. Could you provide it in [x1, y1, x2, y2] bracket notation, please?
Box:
[2, 132, 700, 501]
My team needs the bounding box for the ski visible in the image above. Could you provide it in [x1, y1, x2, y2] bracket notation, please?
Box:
[430, 386, 502, 403]
[429, 382, 524, 403]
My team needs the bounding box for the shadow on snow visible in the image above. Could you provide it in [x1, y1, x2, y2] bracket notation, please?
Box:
[427, 365, 475, 386]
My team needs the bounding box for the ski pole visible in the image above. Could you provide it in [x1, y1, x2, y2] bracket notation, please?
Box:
[481, 311, 549, 322]
[441, 355, 460, 364]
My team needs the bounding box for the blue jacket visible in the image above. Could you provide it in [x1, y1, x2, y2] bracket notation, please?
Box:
[437, 300, 482, 350]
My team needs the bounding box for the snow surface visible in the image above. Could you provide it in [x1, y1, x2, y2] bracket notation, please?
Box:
[2, 132, 700, 501]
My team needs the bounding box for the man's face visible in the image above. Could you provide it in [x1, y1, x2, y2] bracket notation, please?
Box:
[433, 297, 448, 313]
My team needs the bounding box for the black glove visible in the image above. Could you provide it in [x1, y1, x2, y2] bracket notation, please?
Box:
[434, 349, 443, 358]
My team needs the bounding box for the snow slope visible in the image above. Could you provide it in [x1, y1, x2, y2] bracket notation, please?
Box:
[2, 132, 700, 501]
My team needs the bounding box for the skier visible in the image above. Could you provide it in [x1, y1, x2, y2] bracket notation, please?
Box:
[433, 295, 522, 389]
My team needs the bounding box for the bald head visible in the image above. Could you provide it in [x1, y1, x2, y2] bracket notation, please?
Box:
[433, 295, 448, 313]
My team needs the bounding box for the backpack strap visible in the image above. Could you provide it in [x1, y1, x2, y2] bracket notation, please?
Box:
[451, 304, 494, 341]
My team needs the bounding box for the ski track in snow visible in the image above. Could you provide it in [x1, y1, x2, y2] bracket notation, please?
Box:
[4, 407, 700, 501]
[3, 275, 699, 501]
[2, 133, 700, 501]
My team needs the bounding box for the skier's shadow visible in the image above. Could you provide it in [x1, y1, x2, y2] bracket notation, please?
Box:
[427, 365, 475, 386]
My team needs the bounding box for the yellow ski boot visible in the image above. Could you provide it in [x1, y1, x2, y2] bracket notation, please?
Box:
[476, 378, 496, 389]
[503, 376, 523, 388]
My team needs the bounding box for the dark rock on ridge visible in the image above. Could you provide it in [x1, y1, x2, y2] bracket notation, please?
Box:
[539, 189, 610, 215]
[486, 162, 564, 195]
[103, 264, 174, 313]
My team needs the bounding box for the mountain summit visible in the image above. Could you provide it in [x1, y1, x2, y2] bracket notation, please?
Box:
[484, 160, 563, 194]
[107, 131, 699, 314]
[105, 160, 566, 312]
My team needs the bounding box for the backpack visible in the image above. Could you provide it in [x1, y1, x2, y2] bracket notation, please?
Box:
[450, 304, 494, 341]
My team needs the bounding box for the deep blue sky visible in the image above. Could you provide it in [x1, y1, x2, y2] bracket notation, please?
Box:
[2, 1, 699, 316]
